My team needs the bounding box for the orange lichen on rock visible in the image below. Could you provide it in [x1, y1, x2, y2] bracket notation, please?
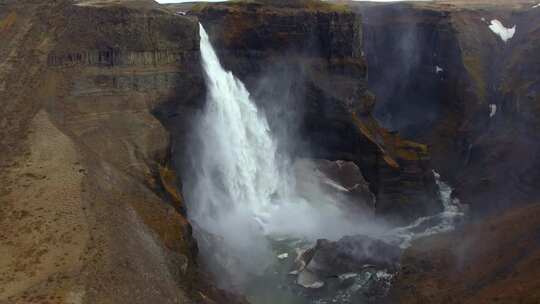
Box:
[159, 163, 185, 211]
[0, 12, 17, 33]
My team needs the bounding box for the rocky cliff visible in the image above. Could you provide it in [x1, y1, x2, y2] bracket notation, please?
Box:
[185, 0, 442, 225]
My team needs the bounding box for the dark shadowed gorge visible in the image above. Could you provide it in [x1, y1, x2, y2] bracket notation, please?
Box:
[1, 0, 540, 303]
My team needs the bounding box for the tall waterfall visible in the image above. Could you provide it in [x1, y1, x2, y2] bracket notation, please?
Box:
[195, 23, 282, 231]
[188, 24, 284, 277]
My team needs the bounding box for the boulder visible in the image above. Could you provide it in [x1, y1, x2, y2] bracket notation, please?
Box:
[307, 235, 401, 278]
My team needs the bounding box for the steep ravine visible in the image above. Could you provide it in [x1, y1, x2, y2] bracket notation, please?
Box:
[355, 1, 540, 218]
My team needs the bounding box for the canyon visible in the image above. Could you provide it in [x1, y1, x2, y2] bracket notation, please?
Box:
[1, 0, 539, 303]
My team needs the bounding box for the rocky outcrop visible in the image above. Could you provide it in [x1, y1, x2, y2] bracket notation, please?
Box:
[189, 0, 442, 225]
[292, 235, 400, 302]
[308, 236, 401, 276]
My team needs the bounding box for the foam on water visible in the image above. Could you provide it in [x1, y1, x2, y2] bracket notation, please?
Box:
[385, 171, 465, 248]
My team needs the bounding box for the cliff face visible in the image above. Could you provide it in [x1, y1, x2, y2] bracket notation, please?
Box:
[189, 0, 442, 225]
[355, 1, 540, 218]
[0, 1, 241, 303]
[448, 3, 540, 217]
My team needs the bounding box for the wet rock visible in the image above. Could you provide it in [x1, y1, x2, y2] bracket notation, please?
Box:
[313, 159, 376, 211]
[294, 159, 375, 214]
[307, 236, 401, 278]
[291, 235, 399, 302]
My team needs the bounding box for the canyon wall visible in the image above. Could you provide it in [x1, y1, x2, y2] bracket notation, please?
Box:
[190, 0, 442, 225]
[355, 2, 540, 302]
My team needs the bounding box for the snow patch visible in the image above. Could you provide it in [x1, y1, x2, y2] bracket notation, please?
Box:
[488, 19, 516, 42]
[277, 253, 289, 260]
[489, 104, 497, 118]
[533, 3, 540, 8]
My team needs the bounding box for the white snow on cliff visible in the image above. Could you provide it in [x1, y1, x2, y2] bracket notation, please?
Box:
[489, 104, 497, 118]
[488, 19, 516, 43]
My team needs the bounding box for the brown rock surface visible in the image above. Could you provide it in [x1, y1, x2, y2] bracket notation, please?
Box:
[0, 1, 242, 303]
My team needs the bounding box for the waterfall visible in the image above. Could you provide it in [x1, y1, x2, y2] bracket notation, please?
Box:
[195, 23, 282, 232]
[188, 25, 373, 281]
[186, 24, 284, 277]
